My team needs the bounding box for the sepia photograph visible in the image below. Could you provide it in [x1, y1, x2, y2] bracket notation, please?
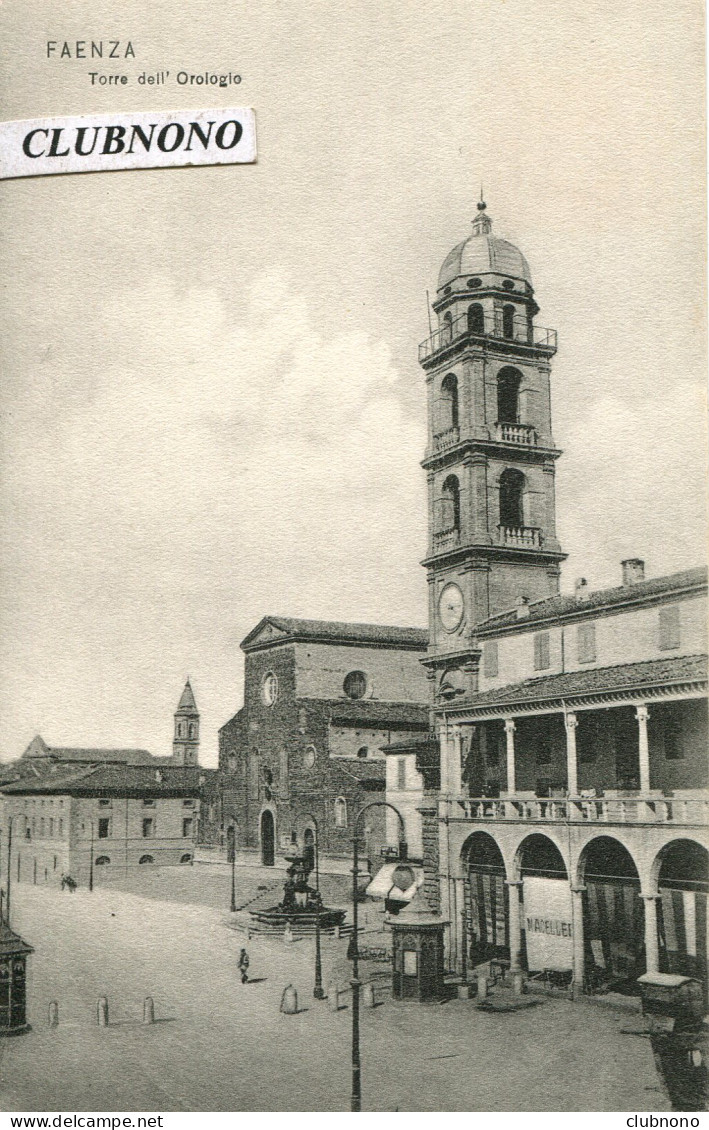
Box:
[0, 0, 706, 1116]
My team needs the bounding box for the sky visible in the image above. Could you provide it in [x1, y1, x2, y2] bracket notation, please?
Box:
[0, 0, 705, 766]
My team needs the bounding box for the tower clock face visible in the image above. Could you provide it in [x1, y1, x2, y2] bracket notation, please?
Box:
[438, 583, 465, 632]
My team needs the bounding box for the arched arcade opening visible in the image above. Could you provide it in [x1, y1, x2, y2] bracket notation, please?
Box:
[580, 836, 644, 994]
[461, 832, 508, 968]
[656, 839, 708, 990]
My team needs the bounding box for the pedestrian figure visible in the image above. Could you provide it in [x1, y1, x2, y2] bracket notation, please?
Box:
[238, 947, 250, 983]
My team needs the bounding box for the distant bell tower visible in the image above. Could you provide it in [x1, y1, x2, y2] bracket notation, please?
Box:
[420, 199, 566, 704]
[173, 678, 199, 766]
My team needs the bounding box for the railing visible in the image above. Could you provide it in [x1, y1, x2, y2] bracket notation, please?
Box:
[450, 795, 709, 825]
[433, 528, 460, 552]
[419, 309, 557, 363]
[433, 425, 460, 451]
[496, 422, 537, 446]
[498, 524, 542, 548]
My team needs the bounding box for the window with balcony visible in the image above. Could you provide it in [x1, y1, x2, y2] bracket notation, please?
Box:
[497, 367, 521, 424]
[97, 818, 110, 839]
[483, 641, 499, 678]
[439, 474, 461, 532]
[439, 372, 459, 432]
[467, 303, 484, 334]
[534, 632, 550, 671]
[502, 304, 515, 339]
[577, 623, 597, 664]
[578, 714, 601, 763]
[659, 605, 681, 650]
[499, 468, 525, 528]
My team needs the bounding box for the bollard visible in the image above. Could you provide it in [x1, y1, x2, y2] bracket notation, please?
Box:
[476, 975, 488, 999]
[48, 1001, 59, 1028]
[512, 972, 526, 996]
[457, 983, 470, 1000]
[143, 996, 155, 1025]
[280, 984, 298, 1014]
[327, 982, 339, 1012]
[362, 982, 375, 1008]
[96, 996, 109, 1027]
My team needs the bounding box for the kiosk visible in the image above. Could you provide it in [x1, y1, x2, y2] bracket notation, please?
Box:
[388, 891, 446, 1002]
[0, 922, 33, 1036]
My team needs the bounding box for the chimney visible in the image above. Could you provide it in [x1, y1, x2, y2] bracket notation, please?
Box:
[575, 578, 589, 602]
[621, 558, 645, 587]
[516, 596, 530, 619]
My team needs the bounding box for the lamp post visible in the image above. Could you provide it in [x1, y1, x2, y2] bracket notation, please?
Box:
[350, 800, 406, 1113]
[302, 815, 324, 999]
[89, 820, 95, 893]
[226, 822, 236, 912]
[6, 816, 13, 926]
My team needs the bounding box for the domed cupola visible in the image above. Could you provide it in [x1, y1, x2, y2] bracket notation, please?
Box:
[437, 200, 532, 296]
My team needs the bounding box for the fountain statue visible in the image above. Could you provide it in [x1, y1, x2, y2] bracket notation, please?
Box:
[248, 848, 346, 933]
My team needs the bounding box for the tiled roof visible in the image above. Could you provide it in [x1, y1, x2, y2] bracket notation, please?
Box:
[242, 615, 428, 651]
[464, 654, 707, 712]
[477, 567, 707, 635]
[2, 763, 200, 797]
[381, 734, 439, 754]
[327, 701, 430, 729]
[26, 746, 155, 765]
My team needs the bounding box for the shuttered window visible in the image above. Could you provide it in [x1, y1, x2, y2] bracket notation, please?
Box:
[397, 757, 407, 790]
[484, 641, 499, 678]
[533, 632, 550, 670]
[658, 605, 681, 650]
[577, 623, 596, 664]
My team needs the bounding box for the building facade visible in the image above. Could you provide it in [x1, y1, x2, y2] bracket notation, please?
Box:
[0, 680, 208, 880]
[419, 203, 708, 999]
[218, 617, 429, 864]
[2, 763, 200, 886]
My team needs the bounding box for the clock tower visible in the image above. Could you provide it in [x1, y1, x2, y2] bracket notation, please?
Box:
[420, 200, 566, 703]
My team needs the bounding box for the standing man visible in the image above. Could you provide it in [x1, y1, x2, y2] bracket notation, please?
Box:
[238, 947, 250, 983]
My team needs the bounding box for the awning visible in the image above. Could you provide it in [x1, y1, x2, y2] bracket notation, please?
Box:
[366, 862, 424, 903]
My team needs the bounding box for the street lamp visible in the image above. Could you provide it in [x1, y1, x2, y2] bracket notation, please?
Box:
[89, 820, 95, 893]
[349, 800, 406, 1113]
[226, 822, 236, 912]
[5, 813, 27, 927]
[301, 815, 324, 1000]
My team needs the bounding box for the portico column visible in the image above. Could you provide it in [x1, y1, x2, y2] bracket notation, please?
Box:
[570, 884, 586, 998]
[504, 719, 516, 795]
[564, 712, 578, 797]
[450, 725, 463, 796]
[635, 705, 650, 794]
[641, 892, 660, 974]
[505, 879, 524, 973]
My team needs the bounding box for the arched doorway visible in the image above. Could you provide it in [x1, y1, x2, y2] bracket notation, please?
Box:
[462, 832, 508, 968]
[303, 826, 315, 874]
[517, 834, 570, 986]
[656, 839, 708, 990]
[580, 836, 643, 993]
[260, 809, 275, 867]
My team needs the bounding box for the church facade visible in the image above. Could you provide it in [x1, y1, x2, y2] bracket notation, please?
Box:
[416, 202, 708, 998]
[218, 616, 429, 865]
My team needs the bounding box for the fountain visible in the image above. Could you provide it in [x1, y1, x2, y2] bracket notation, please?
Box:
[248, 848, 346, 934]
